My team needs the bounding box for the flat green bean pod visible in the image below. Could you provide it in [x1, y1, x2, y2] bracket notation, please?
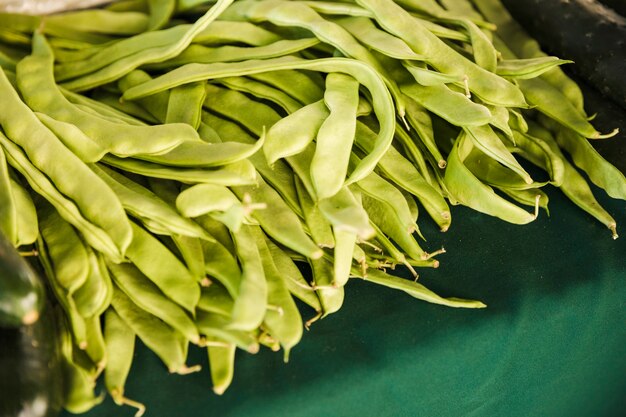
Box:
[104, 308, 145, 417]
[165, 81, 206, 128]
[122, 56, 395, 186]
[1, 69, 132, 256]
[73, 247, 113, 319]
[496, 57, 572, 80]
[295, 176, 335, 249]
[133, 136, 265, 168]
[309, 257, 344, 317]
[266, 239, 322, 313]
[250, 227, 303, 360]
[354, 268, 486, 308]
[196, 312, 259, 352]
[176, 183, 243, 219]
[35, 112, 107, 163]
[102, 156, 258, 186]
[464, 124, 532, 184]
[527, 122, 618, 238]
[401, 82, 492, 127]
[229, 225, 268, 331]
[358, 0, 526, 107]
[59, 0, 235, 91]
[318, 186, 375, 240]
[43, 10, 149, 36]
[125, 222, 200, 311]
[197, 282, 233, 316]
[444, 132, 538, 224]
[554, 126, 626, 201]
[146, 38, 320, 70]
[91, 164, 213, 239]
[0, 150, 17, 244]
[336, 16, 426, 60]
[248, 70, 325, 106]
[207, 344, 236, 395]
[108, 262, 200, 344]
[17, 34, 198, 157]
[58, 310, 105, 414]
[311, 72, 360, 199]
[354, 122, 451, 231]
[232, 175, 323, 259]
[172, 235, 206, 283]
[192, 20, 282, 46]
[221, 0, 406, 117]
[7, 178, 38, 246]
[147, 0, 176, 31]
[111, 287, 194, 374]
[0, 133, 123, 261]
[471, 0, 585, 112]
[217, 76, 303, 114]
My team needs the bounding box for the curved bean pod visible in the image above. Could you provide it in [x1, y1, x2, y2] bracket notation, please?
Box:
[122, 56, 396, 187]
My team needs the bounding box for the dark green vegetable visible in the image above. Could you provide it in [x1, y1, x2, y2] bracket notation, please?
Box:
[0, 231, 44, 327]
[0, 301, 63, 417]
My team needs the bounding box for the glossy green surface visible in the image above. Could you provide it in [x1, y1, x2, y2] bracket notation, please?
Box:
[65, 181, 626, 417]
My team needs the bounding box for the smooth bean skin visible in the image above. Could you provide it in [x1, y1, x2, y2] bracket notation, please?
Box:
[250, 226, 303, 360]
[553, 125, 626, 201]
[232, 175, 323, 260]
[1, 67, 133, 256]
[147, 38, 319, 70]
[311, 72, 360, 199]
[58, 0, 235, 91]
[72, 247, 113, 319]
[358, 0, 527, 107]
[309, 257, 344, 317]
[111, 287, 191, 374]
[109, 262, 201, 344]
[0, 149, 17, 244]
[18, 34, 198, 157]
[217, 76, 303, 114]
[229, 225, 268, 331]
[104, 308, 146, 417]
[1, 133, 122, 261]
[207, 344, 236, 395]
[444, 132, 537, 224]
[92, 164, 213, 239]
[121, 56, 395, 186]
[354, 268, 486, 308]
[125, 222, 201, 312]
[102, 156, 258, 186]
[318, 186, 375, 240]
[266, 239, 322, 313]
[527, 121, 618, 238]
[221, 0, 406, 117]
[57, 310, 105, 414]
[7, 178, 38, 246]
[464, 124, 532, 184]
[471, 0, 585, 112]
[295, 176, 335, 248]
[354, 122, 451, 231]
[197, 282, 233, 316]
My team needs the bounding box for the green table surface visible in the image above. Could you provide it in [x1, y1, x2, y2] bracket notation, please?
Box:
[67, 172, 626, 417]
[64, 77, 626, 417]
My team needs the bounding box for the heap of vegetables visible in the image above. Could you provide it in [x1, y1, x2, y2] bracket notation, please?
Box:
[0, 0, 624, 415]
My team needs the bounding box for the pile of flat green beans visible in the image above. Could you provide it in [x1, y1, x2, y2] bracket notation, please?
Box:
[1, 0, 624, 414]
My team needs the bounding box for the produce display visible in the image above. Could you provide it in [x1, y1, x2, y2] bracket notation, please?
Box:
[0, 0, 624, 416]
